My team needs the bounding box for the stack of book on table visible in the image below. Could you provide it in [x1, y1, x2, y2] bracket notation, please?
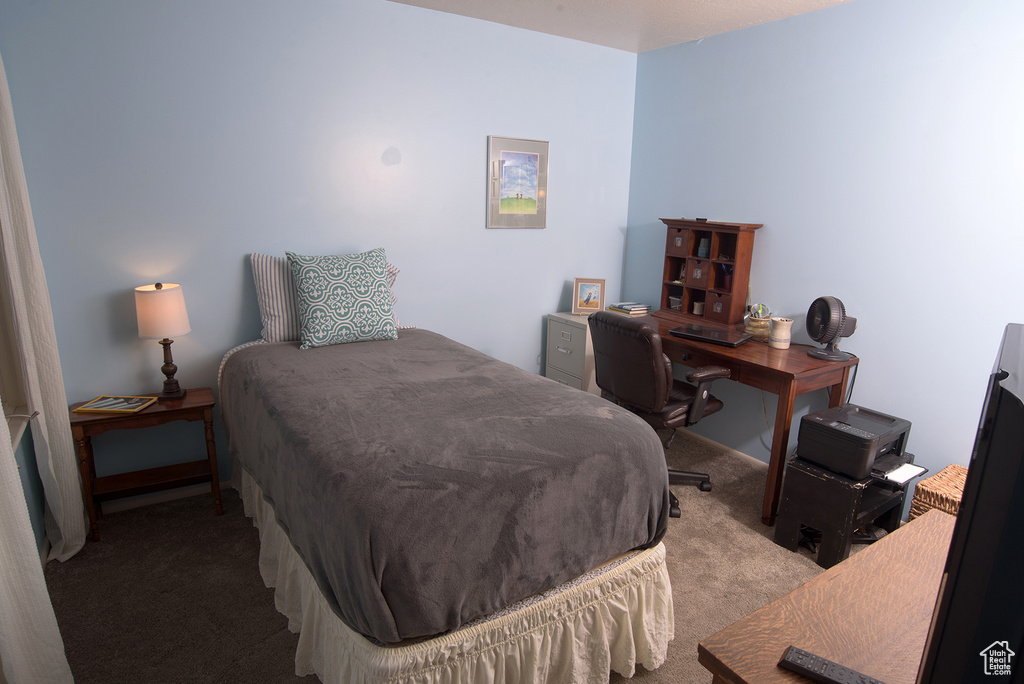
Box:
[606, 302, 651, 316]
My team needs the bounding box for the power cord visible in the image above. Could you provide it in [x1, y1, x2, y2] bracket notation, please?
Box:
[760, 391, 774, 453]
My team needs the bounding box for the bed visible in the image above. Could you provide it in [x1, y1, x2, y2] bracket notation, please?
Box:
[218, 251, 675, 682]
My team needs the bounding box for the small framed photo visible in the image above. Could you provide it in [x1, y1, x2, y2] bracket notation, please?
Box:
[572, 278, 606, 315]
[486, 136, 549, 229]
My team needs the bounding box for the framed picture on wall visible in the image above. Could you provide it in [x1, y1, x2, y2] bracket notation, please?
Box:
[486, 136, 549, 229]
[572, 277, 605, 315]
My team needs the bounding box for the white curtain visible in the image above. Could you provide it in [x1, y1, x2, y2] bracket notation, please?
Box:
[0, 412, 74, 682]
[0, 53, 86, 561]
[0, 51, 79, 683]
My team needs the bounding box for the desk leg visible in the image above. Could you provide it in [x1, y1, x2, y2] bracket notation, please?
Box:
[828, 364, 854, 408]
[762, 381, 797, 526]
[203, 407, 223, 516]
[72, 428, 100, 542]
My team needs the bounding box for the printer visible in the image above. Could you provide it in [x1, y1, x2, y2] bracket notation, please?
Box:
[796, 403, 912, 480]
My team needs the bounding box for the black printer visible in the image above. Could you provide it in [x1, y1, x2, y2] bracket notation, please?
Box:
[796, 403, 911, 480]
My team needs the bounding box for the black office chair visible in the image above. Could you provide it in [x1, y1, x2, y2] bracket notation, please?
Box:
[588, 311, 730, 517]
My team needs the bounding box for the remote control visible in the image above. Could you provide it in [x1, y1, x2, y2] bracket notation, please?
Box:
[777, 646, 887, 684]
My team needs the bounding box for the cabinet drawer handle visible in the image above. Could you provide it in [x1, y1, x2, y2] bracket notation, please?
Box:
[556, 347, 572, 355]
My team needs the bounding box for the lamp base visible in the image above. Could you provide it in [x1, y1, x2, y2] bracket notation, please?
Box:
[157, 338, 187, 402]
[158, 386, 187, 402]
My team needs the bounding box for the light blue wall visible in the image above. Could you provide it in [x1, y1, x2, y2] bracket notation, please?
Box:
[626, 0, 1024, 476]
[0, 1, 638, 491]
[12, 430, 46, 551]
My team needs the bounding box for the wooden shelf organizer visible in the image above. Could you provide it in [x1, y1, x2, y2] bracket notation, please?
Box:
[655, 217, 762, 327]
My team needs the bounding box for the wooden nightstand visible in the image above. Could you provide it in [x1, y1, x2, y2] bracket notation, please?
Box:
[69, 387, 222, 541]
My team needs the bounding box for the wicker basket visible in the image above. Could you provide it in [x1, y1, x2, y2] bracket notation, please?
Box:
[909, 464, 968, 520]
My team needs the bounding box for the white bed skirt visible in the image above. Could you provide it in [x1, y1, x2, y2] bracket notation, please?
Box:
[234, 463, 674, 683]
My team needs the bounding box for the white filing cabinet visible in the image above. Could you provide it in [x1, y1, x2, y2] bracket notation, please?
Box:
[545, 312, 599, 395]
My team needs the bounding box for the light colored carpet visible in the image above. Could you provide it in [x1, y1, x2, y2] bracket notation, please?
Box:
[45, 431, 830, 683]
[612, 430, 824, 682]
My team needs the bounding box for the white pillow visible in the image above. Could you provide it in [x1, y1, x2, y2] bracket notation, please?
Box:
[251, 253, 399, 343]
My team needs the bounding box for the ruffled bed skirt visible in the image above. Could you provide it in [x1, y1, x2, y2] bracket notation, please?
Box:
[235, 463, 674, 683]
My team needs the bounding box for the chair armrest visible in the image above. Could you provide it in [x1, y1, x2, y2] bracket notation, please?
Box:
[685, 366, 731, 384]
[684, 366, 730, 426]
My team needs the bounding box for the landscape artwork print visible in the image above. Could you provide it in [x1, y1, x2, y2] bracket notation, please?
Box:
[499, 151, 539, 215]
[486, 136, 548, 228]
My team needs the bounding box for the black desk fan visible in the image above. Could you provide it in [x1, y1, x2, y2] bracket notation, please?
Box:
[806, 296, 857, 361]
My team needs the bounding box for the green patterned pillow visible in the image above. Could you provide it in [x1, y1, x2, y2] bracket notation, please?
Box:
[286, 248, 398, 349]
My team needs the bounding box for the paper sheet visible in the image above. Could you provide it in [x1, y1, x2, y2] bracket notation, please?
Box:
[884, 462, 927, 485]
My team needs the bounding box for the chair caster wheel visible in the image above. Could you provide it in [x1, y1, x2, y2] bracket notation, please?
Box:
[699, 482, 712, 492]
[670, 505, 681, 518]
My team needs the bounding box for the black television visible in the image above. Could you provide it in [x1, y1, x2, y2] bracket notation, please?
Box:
[916, 323, 1024, 683]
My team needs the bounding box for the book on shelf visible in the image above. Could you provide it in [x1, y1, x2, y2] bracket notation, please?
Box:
[73, 395, 158, 414]
[607, 302, 651, 316]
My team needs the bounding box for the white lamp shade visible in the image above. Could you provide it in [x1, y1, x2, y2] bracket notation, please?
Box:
[135, 282, 191, 339]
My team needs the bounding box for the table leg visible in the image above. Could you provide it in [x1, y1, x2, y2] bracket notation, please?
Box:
[72, 428, 100, 542]
[86, 438, 101, 520]
[762, 364, 856, 526]
[762, 381, 797, 526]
[203, 407, 222, 516]
[828, 364, 854, 408]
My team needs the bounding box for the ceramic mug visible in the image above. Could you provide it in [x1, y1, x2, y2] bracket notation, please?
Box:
[769, 317, 793, 349]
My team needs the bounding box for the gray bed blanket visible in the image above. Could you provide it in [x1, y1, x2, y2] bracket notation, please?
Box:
[220, 328, 670, 644]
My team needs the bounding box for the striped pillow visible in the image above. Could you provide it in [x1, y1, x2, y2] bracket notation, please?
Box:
[251, 253, 399, 343]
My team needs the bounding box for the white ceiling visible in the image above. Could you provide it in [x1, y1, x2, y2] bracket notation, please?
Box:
[387, 0, 852, 53]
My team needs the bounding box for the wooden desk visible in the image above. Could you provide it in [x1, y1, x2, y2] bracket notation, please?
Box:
[70, 387, 222, 541]
[698, 510, 955, 684]
[652, 314, 859, 525]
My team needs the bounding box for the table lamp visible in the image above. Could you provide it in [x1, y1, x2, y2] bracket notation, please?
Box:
[134, 282, 191, 401]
